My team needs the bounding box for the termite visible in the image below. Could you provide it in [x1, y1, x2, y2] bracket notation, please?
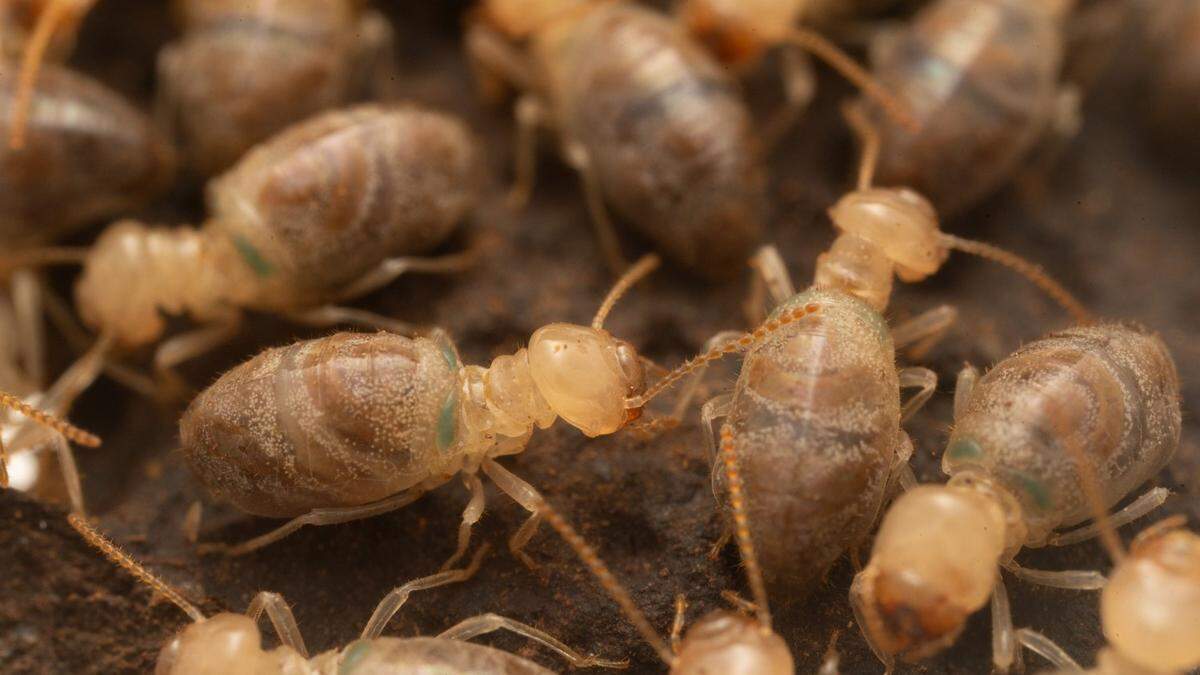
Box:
[0, 387, 101, 515]
[465, 0, 767, 277]
[850, 323, 1181, 672]
[854, 0, 1080, 216]
[1141, 0, 1200, 154]
[67, 513, 626, 674]
[29, 103, 480, 391]
[676, 0, 920, 145]
[158, 0, 398, 176]
[1016, 515, 1200, 674]
[633, 103, 1089, 604]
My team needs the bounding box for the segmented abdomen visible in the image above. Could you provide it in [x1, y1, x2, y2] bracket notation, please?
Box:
[329, 638, 553, 675]
[181, 332, 461, 517]
[724, 288, 900, 596]
[0, 66, 175, 244]
[866, 0, 1060, 215]
[945, 324, 1181, 543]
[206, 104, 480, 309]
[554, 4, 765, 277]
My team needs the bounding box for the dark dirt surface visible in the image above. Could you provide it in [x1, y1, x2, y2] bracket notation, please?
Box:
[3, 2, 1199, 674]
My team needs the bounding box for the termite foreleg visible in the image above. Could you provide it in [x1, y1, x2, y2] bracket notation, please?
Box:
[481, 458, 546, 570]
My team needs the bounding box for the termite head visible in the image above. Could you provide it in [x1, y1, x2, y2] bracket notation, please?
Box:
[156, 613, 304, 675]
[479, 0, 589, 39]
[677, 0, 801, 68]
[672, 611, 793, 675]
[850, 484, 1010, 662]
[1102, 522, 1200, 673]
[827, 187, 947, 284]
[526, 323, 646, 438]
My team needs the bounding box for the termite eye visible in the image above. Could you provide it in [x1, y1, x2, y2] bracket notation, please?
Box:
[614, 341, 645, 398]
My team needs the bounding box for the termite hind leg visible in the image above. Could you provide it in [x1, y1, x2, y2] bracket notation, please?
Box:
[283, 305, 421, 337]
[991, 575, 1020, 675]
[564, 141, 627, 276]
[50, 433, 85, 515]
[884, 431, 917, 496]
[890, 304, 957, 360]
[438, 613, 627, 669]
[701, 392, 733, 465]
[508, 94, 547, 211]
[360, 545, 488, 640]
[953, 363, 980, 421]
[201, 486, 426, 557]
[1003, 562, 1106, 590]
[897, 366, 937, 424]
[1046, 487, 1170, 547]
[1015, 627, 1081, 671]
[440, 471, 487, 572]
[761, 46, 817, 150]
[153, 312, 242, 398]
[747, 245, 797, 323]
[246, 591, 309, 657]
[331, 248, 480, 303]
[480, 458, 545, 570]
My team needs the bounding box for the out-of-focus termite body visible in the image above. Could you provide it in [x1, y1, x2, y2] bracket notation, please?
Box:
[851, 323, 1181, 672]
[159, 0, 397, 176]
[636, 104, 1090, 604]
[31, 104, 480, 390]
[465, 0, 767, 278]
[855, 0, 1080, 216]
[676, 0, 919, 144]
[1141, 0, 1200, 154]
[1017, 515, 1200, 674]
[67, 514, 626, 675]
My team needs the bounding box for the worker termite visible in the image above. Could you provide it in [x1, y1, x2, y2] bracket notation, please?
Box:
[465, 0, 767, 277]
[31, 103, 480, 391]
[676, 0, 919, 145]
[66, 513, 627, 674]
[850, 323, 1181, 672]
[532, 436, 798, 673]
[633, 103, 1089, 604]
[1016, 515, 1200, 674]
[158, 0, 398, 176]
[0, 387, 101, 515]
[854, 0, 1079, 216]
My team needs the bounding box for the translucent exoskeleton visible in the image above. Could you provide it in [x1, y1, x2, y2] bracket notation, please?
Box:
[856, 0, 1079, 216]
[635, 104, 1089, 605]
[850, 323, 1182, 672]
[66, 514, 626, 675]
[1017, 515, 1200, 675]
[36, 104, 480, 394]
[1141, 0, 1200, 154]
[0, 387, 100, 515]
[158, 0, 398, 176]
[466, 0, 766, 277]
[676, 0, 919, 146]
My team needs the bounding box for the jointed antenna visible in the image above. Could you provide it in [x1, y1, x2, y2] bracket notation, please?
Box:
[842, 102, 880, 191]
[68, 513, 206, 622]
[718, 424, 772, 629]
[592, 254, 661, 329]
[536, 497, 675, 665]
[0, 390, 100, 488]
[9, 0, 98, 149]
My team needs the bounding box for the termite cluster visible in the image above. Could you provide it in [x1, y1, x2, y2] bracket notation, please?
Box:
[1, 1, 1197, 673]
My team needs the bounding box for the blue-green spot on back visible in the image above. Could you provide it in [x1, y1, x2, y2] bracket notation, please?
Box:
[437, 390, 458, 451]
[232, 234, 274, 278]
[339, 640, 372, 674]
[1002, 467, 1052, 512]
[438, 337, 459, 371]
[947, 438, 984, 460]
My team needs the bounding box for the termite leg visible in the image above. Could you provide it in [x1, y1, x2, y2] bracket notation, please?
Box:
[11, 269, 45, 387]
[669, 594, 687, 655]
[953, 364, 980, 421]
[1014, 627, 1080, 671]
[246, 591, 309, 657]
[884, 431, 917, 496]
[1003, 562, 1106, 590]
[1047, 487, 1170, 547]
[463, 21, 537, 104]
[153, 312, 242, 397]
[761, 45, 817, 150]
[564, 141, 627, 276]
[991, 575, 1019, 675]
[898, 366, 937, 423]
[333, 248, 479, 302]
[508, 95, 547, 211]
[361, 545, 488, 640]
[480, 458, 545, 570]
[747, 245, 797, 323]
[890, 304, 957, 360]
[440, 472, 487, 572]
[283, 306, 421, 337]
[438, 612, 627, 669]
[204, 486, 427, 557]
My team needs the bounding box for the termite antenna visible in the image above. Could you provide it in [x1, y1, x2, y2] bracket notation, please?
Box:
[0, 389, 100, 489]
[1054, 420, 1126, 564]
[592, 253, 661, 329]
[536, 496, 676, 666]
[627, 300, 822, 408]
[842, 102, 880, 191]
[718, 423, 772, 629]
[9, 0, 97, 149]
[938, 233, 1092, 325]
[67, 512, 206, 622]
[784, 27, 918, 133]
